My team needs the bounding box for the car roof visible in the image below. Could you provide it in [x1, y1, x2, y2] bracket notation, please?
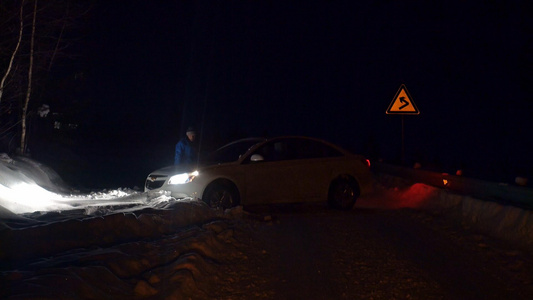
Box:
[214, 137, 267, 152]
[262, 136, 352, 154]
[228, 136, 354, 161]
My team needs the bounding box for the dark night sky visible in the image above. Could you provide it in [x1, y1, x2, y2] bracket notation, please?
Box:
[70, 0, 532, 184]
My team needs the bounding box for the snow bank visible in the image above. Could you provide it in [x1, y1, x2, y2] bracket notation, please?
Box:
[0, 153, 248, 298]
[0, 214, 248, 299]
[1, 154, 175, 215]
[0, 154, 71, 194]
[0, 154, 234, 262]
[461, 198, 533, 247]
[373, 173, 533, 250]
[0, 199, 228, 262]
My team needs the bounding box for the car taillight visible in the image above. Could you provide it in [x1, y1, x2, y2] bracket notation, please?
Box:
[365, 159, 371, 168]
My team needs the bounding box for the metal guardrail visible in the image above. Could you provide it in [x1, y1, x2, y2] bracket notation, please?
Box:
[372, 162, 533, 210]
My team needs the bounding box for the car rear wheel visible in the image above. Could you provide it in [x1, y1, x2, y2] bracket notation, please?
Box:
[328, 177, 360, 210]
[203, 181, 240, 210]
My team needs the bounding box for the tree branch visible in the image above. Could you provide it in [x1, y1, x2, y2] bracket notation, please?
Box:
[0, 0, 25, 104]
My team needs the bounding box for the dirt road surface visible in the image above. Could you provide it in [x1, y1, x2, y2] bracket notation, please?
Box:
[214, 204, 533, 299]
[2, 202, 533, 299]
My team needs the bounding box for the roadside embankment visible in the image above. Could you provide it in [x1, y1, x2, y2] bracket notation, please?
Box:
[371, 163, 533, 251]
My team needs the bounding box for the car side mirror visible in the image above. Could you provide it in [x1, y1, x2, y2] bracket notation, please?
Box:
[250, 154, 264, 162]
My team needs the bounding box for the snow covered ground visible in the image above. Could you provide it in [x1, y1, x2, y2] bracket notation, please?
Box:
[1, 154, 532, 298]
[0, 155, 268, 298]
[369, 173, 533, 250]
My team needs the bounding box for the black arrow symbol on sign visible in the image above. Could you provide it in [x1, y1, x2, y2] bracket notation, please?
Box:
[399, 97, 409, 110]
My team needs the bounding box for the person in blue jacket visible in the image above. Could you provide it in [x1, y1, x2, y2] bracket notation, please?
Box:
[174, 127, 198, 165]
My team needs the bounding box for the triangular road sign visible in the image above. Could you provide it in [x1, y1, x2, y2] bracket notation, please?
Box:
[386, 84, 420, 114]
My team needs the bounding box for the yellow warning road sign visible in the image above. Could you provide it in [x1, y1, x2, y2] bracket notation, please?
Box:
[386, 84, 419, 114]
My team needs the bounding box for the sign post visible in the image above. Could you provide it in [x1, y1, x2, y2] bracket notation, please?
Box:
[386, 84, 419, 164]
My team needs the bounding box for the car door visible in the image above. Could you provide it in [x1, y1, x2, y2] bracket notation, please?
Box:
[241, 140, 299, 204]
[288, 138, 346, 201]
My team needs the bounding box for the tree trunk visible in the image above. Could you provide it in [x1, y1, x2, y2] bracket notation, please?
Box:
[20, 0, 37, 155]
[0, 0, 25, 105]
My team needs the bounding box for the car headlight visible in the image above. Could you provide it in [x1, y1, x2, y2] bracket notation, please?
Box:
[168, 171, 199, 185]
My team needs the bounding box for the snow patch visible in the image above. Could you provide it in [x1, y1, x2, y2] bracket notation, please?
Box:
[462, 198, 533, 246]
[373, 173, 533, 250]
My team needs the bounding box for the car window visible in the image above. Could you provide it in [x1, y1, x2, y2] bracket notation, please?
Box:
[205, 139, 263, 164]
[251, 138, 343, 162]
[292, 139, 344, 159]
[253, 140, 290, 162]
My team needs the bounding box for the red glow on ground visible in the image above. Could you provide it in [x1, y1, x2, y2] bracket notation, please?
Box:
[395, 183, 439, 208]
[357, 183, 439, 210]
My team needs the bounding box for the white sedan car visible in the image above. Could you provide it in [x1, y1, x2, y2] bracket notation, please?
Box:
[145, 136, 373, 210]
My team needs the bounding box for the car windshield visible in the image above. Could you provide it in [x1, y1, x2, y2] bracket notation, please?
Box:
[202, 139, 264, 165]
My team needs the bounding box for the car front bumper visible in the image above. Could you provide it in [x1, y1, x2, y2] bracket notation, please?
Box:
[145, 176, 203, 200]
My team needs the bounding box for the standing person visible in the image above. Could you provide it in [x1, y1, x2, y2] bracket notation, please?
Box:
[174, 127, 198, 165]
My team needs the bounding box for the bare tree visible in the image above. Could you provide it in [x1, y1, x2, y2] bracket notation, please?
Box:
[0, 0, 25, 105]
[0, 0, 90, 154]
[20, 0, 38, 154]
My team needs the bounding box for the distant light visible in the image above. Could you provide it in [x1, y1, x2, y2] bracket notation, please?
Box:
[441, 173, 450, 186]
[365, 159, 371, 168]
[515, 177, 528, 186]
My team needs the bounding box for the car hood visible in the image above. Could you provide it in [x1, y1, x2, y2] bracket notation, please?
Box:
[148, 164, 198, 175]
[149, 162, 235, 176]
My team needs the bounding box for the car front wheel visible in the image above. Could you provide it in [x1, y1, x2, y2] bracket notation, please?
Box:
[328, 177, 360, 210]
[203, 181, 240, 210]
